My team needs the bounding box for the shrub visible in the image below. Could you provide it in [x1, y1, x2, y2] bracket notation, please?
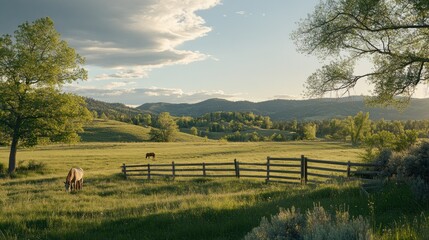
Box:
[244, 206, 305, 240]
[378, 141, 429, 201]
[403, 142, 429, 183]
[16, 160, 47, 173]
[304, 207, 370, 240]
[244, 205, 371, 240]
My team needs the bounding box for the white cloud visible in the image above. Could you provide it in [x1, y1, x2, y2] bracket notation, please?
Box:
[272, 94, 302, 100]
[235, 11, 246, 15]
[105, 81, 136, 90]
[0, 0, 221, 79]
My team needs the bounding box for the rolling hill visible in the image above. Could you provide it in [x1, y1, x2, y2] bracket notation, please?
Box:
[80, 119, 208, 142]
[137, 97, 429, 120]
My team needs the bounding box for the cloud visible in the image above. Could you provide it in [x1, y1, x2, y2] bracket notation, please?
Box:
[0, 0, 221, 79]
[272, 94, 302, 100]
[65, 85, 243, 105]
[235, 11, 246, 15]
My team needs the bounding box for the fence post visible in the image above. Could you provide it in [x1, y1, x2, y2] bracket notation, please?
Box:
[234, 159, 240, 178]
[172, 161, 176, 179]
[147, 163, 151, 180]
[237, 159, 240, 178]
[301, 155, 305, 185]
[304, 157, 308, 185]
[203, 162, 206, 177]
[122, 163, 127, 179]
[347, 161, 351, 178]
[266, 156, 270, 183]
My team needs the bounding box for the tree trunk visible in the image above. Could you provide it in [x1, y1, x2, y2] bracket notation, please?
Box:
[8, 135, 19, 174]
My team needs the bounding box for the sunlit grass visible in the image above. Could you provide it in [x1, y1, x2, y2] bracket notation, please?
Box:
[0, 142, 427, 239]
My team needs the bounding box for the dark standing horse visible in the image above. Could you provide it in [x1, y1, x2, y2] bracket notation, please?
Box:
[146, 152, 155, 159]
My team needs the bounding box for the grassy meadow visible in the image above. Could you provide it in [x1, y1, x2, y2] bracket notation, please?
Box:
[0, 121, 428, 239]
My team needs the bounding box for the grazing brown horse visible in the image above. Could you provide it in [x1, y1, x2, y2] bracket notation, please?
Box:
[146, 152, 155, 159]
[64, 167, 84, 192]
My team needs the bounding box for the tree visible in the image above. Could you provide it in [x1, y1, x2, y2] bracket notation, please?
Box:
[0, 18, 90, 173]
[100, 112, 108, 120]
[364, 130, 397, 152]
[346, 112, 371, 146]
[190, 126, 198, 136]
[92, 110, 99, 119]
[262, 116, 273, 129]
[150, 112, 178, 142]
[303, 123, 317, 140]
[142, 113, 152, 127]
[293, 0, 429, 106]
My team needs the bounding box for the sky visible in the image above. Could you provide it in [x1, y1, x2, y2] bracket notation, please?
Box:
[1, 0, 428, 106]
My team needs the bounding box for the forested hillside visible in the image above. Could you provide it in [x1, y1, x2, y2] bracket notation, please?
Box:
[137, 97, 429, 120]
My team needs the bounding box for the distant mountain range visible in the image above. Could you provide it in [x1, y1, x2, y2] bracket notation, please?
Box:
[85, 97, 429, 121]
[135, 97, 429, 120]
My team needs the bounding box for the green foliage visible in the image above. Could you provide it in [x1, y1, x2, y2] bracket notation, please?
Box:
[0, 17, 91, 173]
[142, 113, 152, 126]
[190, 126, 198, 136]
[401, 142, 429, 183]
[293, 0, 429, 106]
[150, 112, 179, 142]
[363, 130, 397, 152]
[375, 141, 429, 201]
[176, 111, 273, 132]
[347, 112, 371, 146]
[245, 205, 371, 240]
[221, 131, 247, 142]
[148, 128, 164, 142]
[270, 133, 287, 142]
[303, 123, 317, 140]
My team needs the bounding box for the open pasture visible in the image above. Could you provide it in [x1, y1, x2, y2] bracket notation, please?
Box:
[0, 142, 427, 239]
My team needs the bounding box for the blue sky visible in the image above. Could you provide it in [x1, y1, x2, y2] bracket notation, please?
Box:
[1, 0, 427, 106]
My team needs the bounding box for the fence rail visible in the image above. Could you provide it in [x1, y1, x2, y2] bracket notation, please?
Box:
[121, 155, 383, 185]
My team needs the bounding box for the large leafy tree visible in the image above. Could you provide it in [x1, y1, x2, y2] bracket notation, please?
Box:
[149, 112, 178, 142]
[0, 17, 91, 173]
[293, 0, 429, 106]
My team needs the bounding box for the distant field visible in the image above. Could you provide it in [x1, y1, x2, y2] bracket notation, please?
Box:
[0, 141, 362, 178]
[180, 126, 293, 140]
[0, 142, 427, 239]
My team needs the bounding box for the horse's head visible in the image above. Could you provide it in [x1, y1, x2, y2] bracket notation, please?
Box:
[64, 181, 71, 192]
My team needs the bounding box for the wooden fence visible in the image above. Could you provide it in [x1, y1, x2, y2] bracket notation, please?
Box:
[121, 155, 383, 185]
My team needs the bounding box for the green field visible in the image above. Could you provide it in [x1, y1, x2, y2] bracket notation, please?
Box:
[0, 140, 428, 239]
